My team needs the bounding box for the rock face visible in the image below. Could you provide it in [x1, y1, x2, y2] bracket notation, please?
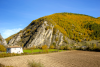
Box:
[0, 34, 7, 46]
[7, 20, 72, 48]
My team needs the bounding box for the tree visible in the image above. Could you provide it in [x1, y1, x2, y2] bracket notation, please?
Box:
[42, 45, 48, 49]
[0, 44, 6, 52]
[49, 45, 55, 49]
[42, 45, 48, 53]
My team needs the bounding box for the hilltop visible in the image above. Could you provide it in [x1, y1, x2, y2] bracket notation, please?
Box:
[6, 13, 100, 48]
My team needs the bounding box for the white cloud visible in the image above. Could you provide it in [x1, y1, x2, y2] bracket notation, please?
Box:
[2, 28, 22, 39]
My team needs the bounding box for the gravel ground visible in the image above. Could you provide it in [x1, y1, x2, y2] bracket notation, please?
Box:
[0, 50, 100, 67]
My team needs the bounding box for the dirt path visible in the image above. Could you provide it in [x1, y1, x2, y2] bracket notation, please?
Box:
[0, 50, 100, 67]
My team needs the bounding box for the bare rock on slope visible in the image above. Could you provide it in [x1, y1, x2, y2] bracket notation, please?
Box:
[0, 34, 7, 46]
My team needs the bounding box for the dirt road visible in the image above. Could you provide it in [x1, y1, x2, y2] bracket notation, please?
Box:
[0, 50, 100, 67]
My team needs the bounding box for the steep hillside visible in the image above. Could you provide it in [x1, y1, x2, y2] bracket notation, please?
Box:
[0, 34, 7, 46]
[6, 13, 100, 48]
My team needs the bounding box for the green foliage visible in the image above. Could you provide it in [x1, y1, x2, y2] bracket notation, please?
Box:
[26, 29, 31, 33]
[42, 45, 48, 49]
[64, 40, 68, 43]
[84, 23, 100, 39]
[74, 43, 100, 51]
[45, 26, 52, 30]
[59, 45, 69, 50]
[59, 46, 65, 50]
[0, 53, 20, 58]
[53, 27, 57, 35]
[0, 44, 6, 52]
[55, 37, 58, 42]
[28, 60, 44, 67]
[99, 41, 100, 43]
[0, 38, 2, 41]
[44, 13, 100, 41]
[52, 43, 56, 47]
[49, 45, 55, 49]
[63, 45, 68, 50]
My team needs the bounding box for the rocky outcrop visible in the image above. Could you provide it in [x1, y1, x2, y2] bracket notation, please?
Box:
[0, 34, 7, 46]
[7, 21, 67, 48]
[8, 33, 22, 46]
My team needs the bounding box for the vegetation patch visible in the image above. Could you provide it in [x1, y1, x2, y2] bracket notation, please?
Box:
[0, 63, 13, 67]
[0, 44, 6, 52]
[28, 60, 44, 67]
[0, 38, 2, 41]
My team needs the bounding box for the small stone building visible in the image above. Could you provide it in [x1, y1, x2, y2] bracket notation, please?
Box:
[7, 46, 23, 54]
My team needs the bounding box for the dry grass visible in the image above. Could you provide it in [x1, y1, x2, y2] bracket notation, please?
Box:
[28, 60, 44, 67]
[0, 51, 100, 67]
[0, 63, 13, 67]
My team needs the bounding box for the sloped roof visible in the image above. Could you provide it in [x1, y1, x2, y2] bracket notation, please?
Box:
[7, 46, 22, 48]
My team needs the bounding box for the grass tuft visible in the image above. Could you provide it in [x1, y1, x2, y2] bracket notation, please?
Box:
[28, 60, 44, 67]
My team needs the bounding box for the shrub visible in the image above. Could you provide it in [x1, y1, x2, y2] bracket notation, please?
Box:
[0, 44, 6, 52]
[26, 29, 31, 33]
[31, 45, 36, 49]
[0, 53, 20, 58]
[78, 39, 81, 42]
[45, 26, 52, 30]
[99, 41, 100, 43]
[42, 45, 48, 49]
[64, 45, 68, 50]
[42, 45, 48, 53]
[55, 37, 58, 42]
[0, 38, 2, 41]
[59, 45, 69, 50]
[49, 45, 55, 49]
[53, 27, 57, 35]
[64, 40, 68, 43]
[59, 46, 65, 50]
[52, 43, 56, 47]
[28, 60, 44, 67]
[37, 46, 42, 49]
[93, 44, 97, 49]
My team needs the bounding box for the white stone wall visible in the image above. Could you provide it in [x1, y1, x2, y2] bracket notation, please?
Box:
[7, 48, 23, 54]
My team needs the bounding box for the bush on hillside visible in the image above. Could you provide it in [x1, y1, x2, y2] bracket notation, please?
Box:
[26, 29, 31, 33]
[45, 26, 52, 30]
[52, 43, 56, 47]
[59, 46, 65, 50]
[42, 45, 48, 53]
[64, 40, 68, 43]
[59, 45, 69, 50]
[49, 45, 55, 49]
[53, 27, 57, 35]
[42, 45, 48, 49]
[0, 44, 6, 52]
[0, 38, 2, 41]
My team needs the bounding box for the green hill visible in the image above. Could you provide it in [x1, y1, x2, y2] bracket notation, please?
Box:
[30, 13, 100, 42]
[6, 12, 100, 45]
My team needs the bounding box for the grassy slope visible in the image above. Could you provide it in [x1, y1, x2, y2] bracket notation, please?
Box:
[6, 13, 100, 43]
[45, 13, 100, 41]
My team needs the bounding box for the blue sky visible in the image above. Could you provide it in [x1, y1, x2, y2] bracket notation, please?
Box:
[0, 0, 100, 39]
